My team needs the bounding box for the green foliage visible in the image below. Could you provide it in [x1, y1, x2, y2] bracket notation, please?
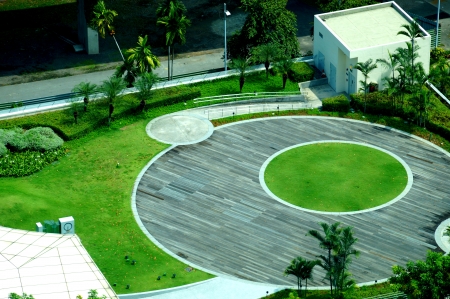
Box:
[322, 95, 350, 112]
[8, 293, 34, 299]
[390, 251, 450, 299]
[228, 0, 299, 59]
[125, 35, 160, 74]
[318, 0, 376, 12]
[430, 47, 450, 64]
[0, 147, 66, 177]
[90, 0, 117, 39]
[87, 289, 108, 299]
[147, 86, 201, 109]
[288, 62, 314, 82]
[0, 127, 64, 153]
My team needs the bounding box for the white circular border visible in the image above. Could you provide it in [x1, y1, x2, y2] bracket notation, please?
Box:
[435, 218, 450, 254]
[259, 140, 414, 216]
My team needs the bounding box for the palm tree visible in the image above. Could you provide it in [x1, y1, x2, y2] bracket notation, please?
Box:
[284, 257, 309, 296]
[309, 222, 342, 296]
[114, 51, 138, 88]
[274, 58, 294, 89]
[301, 260, 319, 297]
[71, 81, 98, 112]
[230, 57, 250, 92]
[90, 0, 125, 61]
[336, 226, 359, 293]
[156, 0, 190, 80]
[376, 51, 399, 83]
[126, 35, 161, 75]
[99, 76, 126, 125]
[133, 72, 159, 111]
[252, 43, 280, 78]
[397, 20, 422, 85]
[354, 58, 377, 113]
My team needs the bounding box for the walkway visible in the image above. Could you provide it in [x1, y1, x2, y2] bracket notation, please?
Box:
[132, 116, 450, 297]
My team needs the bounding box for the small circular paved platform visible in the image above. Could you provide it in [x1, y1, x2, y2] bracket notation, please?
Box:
[146, 114, 213, 145]
[135, 117, 450, 286]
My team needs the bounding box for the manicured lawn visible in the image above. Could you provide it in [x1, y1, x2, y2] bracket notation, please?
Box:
[0, 110, 214, 294]
[0, 0, 75, 11]
[264, 143, 408, 212]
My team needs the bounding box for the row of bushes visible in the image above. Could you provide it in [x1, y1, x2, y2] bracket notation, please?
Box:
[0, 85, 201, 141]
[322, 94, 351, 112]
[0, 127, 64, 157]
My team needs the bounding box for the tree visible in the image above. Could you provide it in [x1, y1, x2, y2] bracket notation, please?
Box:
[156, 0, 190, 80]
[318, 0, 376, 12]
[230, 57, 250, 92]
[252, 43, 280, 78]
[133, 72, 159, 111]
[284, 257, 318, 296]
[99, 76, 126, 125]
[376, 50, 399, 84]
[125, 35, 160, 75]
[309, 222, 342, 295]
[274, 58, 294, 89]
[228, 0, 299, 60]
[397, 20, 423, 85]
[114, 51, 138, 88]
[90, 0, 124, 61]
[354, 58, 377, 113]
[335, 226, 359, 293]
[72, 81, 98, 112]
[390, 251, 450, 299]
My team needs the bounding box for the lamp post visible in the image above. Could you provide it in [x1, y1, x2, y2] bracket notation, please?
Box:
[224, 3, 231, 72]
[436, 0, 441, 49]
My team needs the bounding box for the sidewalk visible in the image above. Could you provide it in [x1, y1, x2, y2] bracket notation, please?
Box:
[0, 51, 224, 104]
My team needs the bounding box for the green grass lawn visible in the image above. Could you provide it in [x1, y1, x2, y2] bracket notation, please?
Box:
[0, 111, 214, 294]
[264, 143, 408, 212]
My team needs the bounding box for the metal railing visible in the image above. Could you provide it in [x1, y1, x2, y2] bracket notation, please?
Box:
[193, 91, 302, 106]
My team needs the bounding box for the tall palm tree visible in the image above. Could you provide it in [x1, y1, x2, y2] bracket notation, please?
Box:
[126, 35, 161, 75]
[90, 0, 125, 61]
[376, 50, 399, 83]
[71, 81, 98, 112]
[397, 20, 422, 85]
[301, 260, 319, 297]
[309, 222, 342, 296]
[284, 257, 309, 296]
[252, 43, 280, 78]
[156, 0, 190, 80]
[99, 76, 126, 125]
[354, 58, 377, 113]
[133, 72, 159, 111]
[336, 226, 359, 293]
[230, 57, 250, 92]
[114, 50, 138, 88]
[274, 58, 294, 89]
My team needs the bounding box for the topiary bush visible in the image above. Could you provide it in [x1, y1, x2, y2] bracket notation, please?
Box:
[322, 94, 350, 112]
[0, 143, 7, 157]
[23, 127, 64, 151]
[288, 62, 314, 83]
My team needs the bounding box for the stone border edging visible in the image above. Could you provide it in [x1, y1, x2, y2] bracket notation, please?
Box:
[259, 140, 413, 216]
[435, 218, 450, 254]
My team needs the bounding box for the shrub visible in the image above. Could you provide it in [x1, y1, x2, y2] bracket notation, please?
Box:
[0, 143, 7, 157]
[0, 147, 66, 177]
[322, 94, 350, 112]
[288, 62, 314, 83]
[147, 86, 201, 109]
[24, 127, 64, 151]
[7, 129, 28, 151]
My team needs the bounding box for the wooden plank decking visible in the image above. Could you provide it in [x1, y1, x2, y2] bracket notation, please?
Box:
[136, 117, 450, 286]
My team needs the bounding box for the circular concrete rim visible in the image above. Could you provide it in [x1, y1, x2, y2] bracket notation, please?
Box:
[435, 218, 450, 254]
[259, 140, 414, 216]
[132, 115, 450, 289]
[145, 113, 214, 145]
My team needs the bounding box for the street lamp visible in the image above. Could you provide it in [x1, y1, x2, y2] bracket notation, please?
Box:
[436, 0, 441, 49]
[224, 3, 231, 72]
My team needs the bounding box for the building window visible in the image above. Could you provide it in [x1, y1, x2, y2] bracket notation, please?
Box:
[319, 32, 323, 39]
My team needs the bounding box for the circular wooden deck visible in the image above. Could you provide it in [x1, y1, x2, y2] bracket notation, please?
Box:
[136, 117, 450, 286]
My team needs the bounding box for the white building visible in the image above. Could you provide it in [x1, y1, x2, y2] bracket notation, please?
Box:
[313, 1, 431, 94]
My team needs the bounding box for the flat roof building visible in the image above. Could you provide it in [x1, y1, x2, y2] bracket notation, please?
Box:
[313, 1, 431, 94]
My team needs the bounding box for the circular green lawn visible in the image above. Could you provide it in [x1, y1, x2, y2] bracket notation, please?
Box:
[264, 143, 408, 212]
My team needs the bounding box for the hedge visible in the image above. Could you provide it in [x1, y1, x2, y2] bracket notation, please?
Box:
[0, 85, 200, 141]
[322, 94, 350, 112]
[351, 90, 450, 141]
[288, 62, 314, 83]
